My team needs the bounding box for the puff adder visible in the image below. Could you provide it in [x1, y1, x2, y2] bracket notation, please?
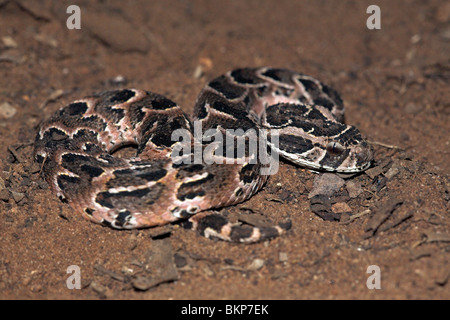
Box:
[34, 67, 373, 243]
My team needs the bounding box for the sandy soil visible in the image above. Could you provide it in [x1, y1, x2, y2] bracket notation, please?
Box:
[0, 0, 449, 300]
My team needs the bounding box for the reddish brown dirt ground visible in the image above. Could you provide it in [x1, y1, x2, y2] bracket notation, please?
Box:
[0, 0, 449, 300]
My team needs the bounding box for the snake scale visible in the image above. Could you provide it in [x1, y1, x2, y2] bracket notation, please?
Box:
[34, 67, 373, 243]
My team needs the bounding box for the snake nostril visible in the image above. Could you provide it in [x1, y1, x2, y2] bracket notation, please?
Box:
[356, 147, 373, 165]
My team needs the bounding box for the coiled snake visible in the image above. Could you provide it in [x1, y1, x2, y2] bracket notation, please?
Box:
[34, 68, 373, 242]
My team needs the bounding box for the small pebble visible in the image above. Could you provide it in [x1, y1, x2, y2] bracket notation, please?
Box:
[193, 65, 203, 79]
[410, 34, 421, 44]
[346, 180, 363, 198]
[33, 33, 58, 48]
[384, 166, 400, 180]
[108, 75, 127, 86]
[2, 36, 18, 48]
[11, 191, 25, 203]
[0, 102, 17, 119]
[308, 173, 345, 199]
[331, 202, 352, 214]
[365, 166, 385, 179]
[279, 252, 288, 262]
[404, 102, 421, 115]
[400, 133, 410, 141]
[202, 263, 215, 277]
[174, 253, 188, 268]
[0, 189, 10, 201]
[247, 259, 265, 271]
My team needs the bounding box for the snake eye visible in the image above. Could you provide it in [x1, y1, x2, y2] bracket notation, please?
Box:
[326, 142, 345, 156]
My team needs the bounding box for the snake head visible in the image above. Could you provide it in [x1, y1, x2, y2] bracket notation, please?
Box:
[274, 124, 374, 173]
[264, 103, 373, 173]
[320, 125, 374, 173]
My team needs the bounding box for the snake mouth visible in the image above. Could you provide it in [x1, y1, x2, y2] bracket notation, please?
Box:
[336, 160, 372, 173]
[312, 148, 374, 173]
[334, 151, 373, 173]
[326, 162, 371, 173]
[274, 145, 373, 174]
